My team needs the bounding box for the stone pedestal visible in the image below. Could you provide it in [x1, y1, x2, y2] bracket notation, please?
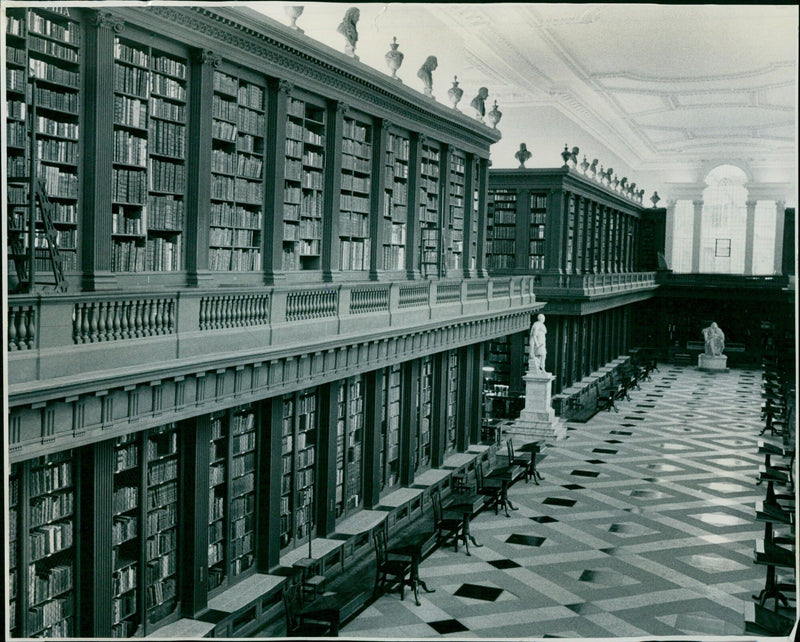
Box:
[505, 371, 566, 442]
[698, 354, 728, 371]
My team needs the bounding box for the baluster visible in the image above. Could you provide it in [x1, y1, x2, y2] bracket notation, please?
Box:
[137, 300, 148, 336]
[198, 298, 206, 330]
[97, 300, 107, 342]
[213, 297, 222, 329]
[73, 304, 82, 344]
[89, 302, 99, 343]
[149, 299, 158, 336]
[167, 299, 175, 334]
[120, 301, 130, 339]
[81, 301, 91, 343]
[154, 299, 164, 335]
[25, 307, 35, 349]
[16, 308, 28, 350]
[8, 308, 19, 351]
[242, 296, 251, 325]
[111, 301, 121, 340]
[223, 296, 232, 328]
[134, 299, 144, 338]
[261, 295, 268, 323]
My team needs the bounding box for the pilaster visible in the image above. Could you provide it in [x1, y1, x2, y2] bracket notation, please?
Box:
[81, 11, 124, 291]
[475, 157, 490, 278]
[773, 201, 786, 274]
[691, 199, 704, 273]
[405, 132, 423, 279]
[369, 119, 391, 279]
[322, 101, 347, 281]
[744, 200, 757, 275]
[665, 199, 677, 269]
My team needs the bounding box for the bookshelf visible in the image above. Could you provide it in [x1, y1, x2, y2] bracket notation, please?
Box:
[207, 411, 227, 592]
[487, 188, 516, 270]
[9, 464, 20, 636]
[112, 36, 187, 272]
[27, 451, 76, 638]
[339, 115, 372, 271]
[6, 7, 81, 287]
[144, 423, 179, 625]
[385, 365, 401, 490]
[229, 405, 256, 578]
[209, 70, 264, 271]
[419, 142, 441, 277]
[112, 434, 141, 637]
[383, 131, 409, 271]
[487, 336, 511, 388]
[529, 192, 547, 270]
[445, 350, 459, 454]
[279, 389, 318, 549]
[565, 194, 575, 274]
[416, 356, 433, 472]
[335, 376, 364, 518]
[447, 150, 466, 271]
[283, 95, 326, 271]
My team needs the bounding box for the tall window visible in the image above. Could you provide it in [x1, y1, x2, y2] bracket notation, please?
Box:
[670, 200, 694, 273]
[753, 201, 776, 274]
[700, 165, 747, 273]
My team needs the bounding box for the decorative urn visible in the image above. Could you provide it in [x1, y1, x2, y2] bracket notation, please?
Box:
[385, 37, 404, 80]
[487, 100, 502, 128]
[561, 144, 571, 167]
[285, 6, 304, 31]
[448, 76, 464, 109]
[580, 156, 590, 174]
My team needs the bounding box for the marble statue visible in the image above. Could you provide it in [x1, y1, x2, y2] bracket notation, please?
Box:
[702, 322, 725, 356]
[417, 56, 438, 97]
[471, 87, 489, 119]
[337, 7, 360, 57]
[529, 313, 548, 374]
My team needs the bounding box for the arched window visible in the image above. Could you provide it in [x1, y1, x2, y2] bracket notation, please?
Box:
[700, 165, 748, 273]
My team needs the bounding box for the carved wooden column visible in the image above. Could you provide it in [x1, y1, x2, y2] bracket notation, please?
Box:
[185, 49, 219, 287]
[369, 119, 391, 279]
[263, 78, 292, 284]
[363, 369, 384, 507]
[82, 11, 124, 291]
[691, 200, 704, 273]
[400, 359, 419, 485]
[322, 101, 346, 280]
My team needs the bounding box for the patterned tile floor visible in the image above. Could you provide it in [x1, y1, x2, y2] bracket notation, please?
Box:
[341, 365, 796, 639]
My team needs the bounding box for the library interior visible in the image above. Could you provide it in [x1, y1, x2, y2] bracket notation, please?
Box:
[3, 3, 797, 640]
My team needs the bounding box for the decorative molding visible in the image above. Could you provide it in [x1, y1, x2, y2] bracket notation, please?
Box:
[278, 78, 294, 96]
[8, 312, 532, 461]
[198, 49, 222, 68]
[93, 11, 125, 33]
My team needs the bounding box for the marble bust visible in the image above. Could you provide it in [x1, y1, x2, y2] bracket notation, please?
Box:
[529, 313, 548, 374]
[702, 322, 725, 356]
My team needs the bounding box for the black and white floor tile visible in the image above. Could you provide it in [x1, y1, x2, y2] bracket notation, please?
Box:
[341, 365, 790, 639]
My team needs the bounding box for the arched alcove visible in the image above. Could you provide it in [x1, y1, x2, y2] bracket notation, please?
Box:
[700, 165, 748, 273]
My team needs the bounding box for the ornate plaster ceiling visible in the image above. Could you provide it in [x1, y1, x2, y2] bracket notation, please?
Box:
[250, 2, 797, 195]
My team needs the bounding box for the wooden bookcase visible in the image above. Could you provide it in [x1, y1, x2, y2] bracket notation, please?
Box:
[383, 130, 409, 271]
[209, 69, 264, 271]
[6, 7, 81, 289]
[445, 349, 459, 454]
[415, 355, 433, 472]
[26, 451, 77, 638]
[335, 376, 365, 518]
[419, 142, 441, 277]
[229, 405, 257, 578]
[112, 35, 187, 272]
[111, 434, 141, 637]
[447, 150, 466, 271]
[207, 411, 227, 592]
[279, 389, 319, 549]
[529, 192, 547, 270]
[339, 113, 372, 271]
[378, 364, 402, 494]
[283, 95, 326, 271]
[487, 188, 516, 270]
[9, 465, 20, 636]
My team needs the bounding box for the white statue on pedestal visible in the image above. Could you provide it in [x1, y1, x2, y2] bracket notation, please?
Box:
[702, 322, 725, 356]
[529, 313, 548, 374]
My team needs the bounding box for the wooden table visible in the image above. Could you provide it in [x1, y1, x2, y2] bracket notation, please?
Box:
[388, 531, 437, 606]
[516, 441, 545, 484]
[444, 492, 485, 555]
[298, 590, 367, 635]
[486, 465, 524, 517]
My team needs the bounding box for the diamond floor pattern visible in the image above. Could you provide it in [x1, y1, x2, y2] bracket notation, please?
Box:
[341, 365, 788, 639]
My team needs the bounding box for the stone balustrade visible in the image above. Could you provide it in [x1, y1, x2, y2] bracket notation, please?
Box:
[7, 277, 538, 390]
[533, 271, 658, 296]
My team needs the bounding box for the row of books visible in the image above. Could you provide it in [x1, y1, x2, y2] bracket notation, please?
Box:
[382, 245, 405, 270]
[213, 71, 238, 96]
[209, 227, 260, 248]
[342, 119, 369, 142]
[112, 514, 138, 545]
[149, 119, 185, 158]
[7, 120, 26, 147]
[29, 461, 72, 496]
[30, 521, 73, 560]
[340, 240, 370, 271]
[148, 458, 177, 486]
[29, 33, 78, 63]
[382, 221, 406, 245]
[146, 481, 178, 510]
[341, 137, 371, 158]
[26, 10, 79, 45]
[34, 84, 78, 113]
[342, 153, 370, 174]
[149, 158, 185, 194]
[7, 68, 26, 92]
[146, 529, 176, 560]
[209, 247, 262, 271]
[210, 202, 262, 228]
[112, 564, 137, 598]
[340, 193, 370, 214]
[341, 173, 370, 193]
[35, 115, 78, 139]
[28, 58, 78, 91]
[209, 463, 224, 489]
[30, 491, 74, 529]
[113, 486, 139, 514]
[339, 211, 369, 237]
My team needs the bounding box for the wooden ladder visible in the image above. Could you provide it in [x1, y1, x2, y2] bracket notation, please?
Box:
[6, 178, 67, 292]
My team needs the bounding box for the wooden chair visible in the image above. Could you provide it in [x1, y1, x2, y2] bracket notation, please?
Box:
[283, 578, 334, 638]
[596, 388, 617, 412]
[475, 460, 503, 515]
[431, 488, 466, 553]
[373, 526, 414, 601]
[506, 438, 531, 483]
